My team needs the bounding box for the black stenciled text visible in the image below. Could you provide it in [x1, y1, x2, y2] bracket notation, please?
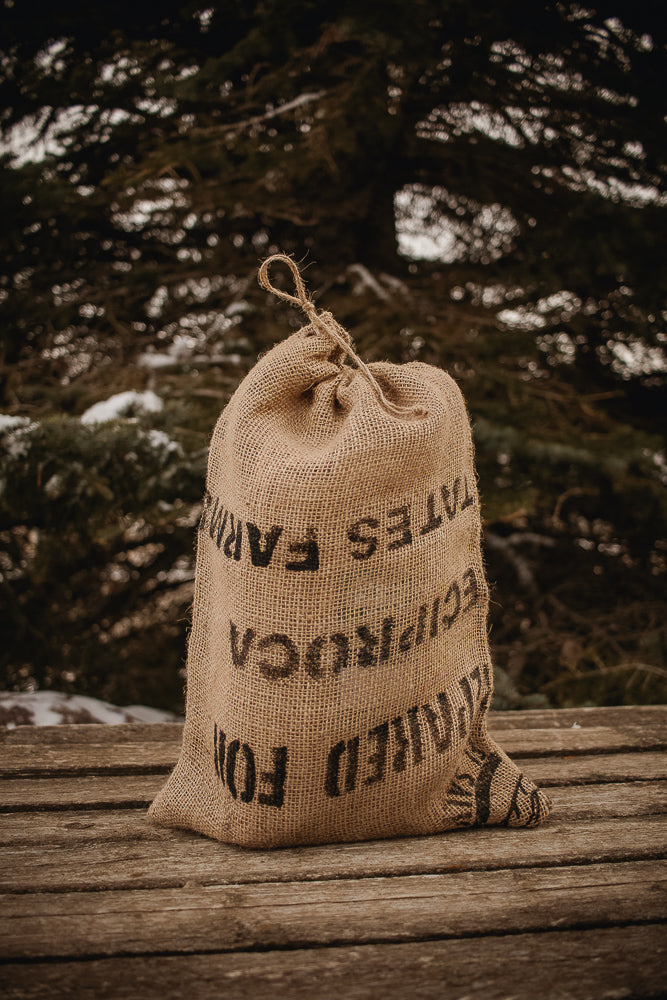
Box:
[228, 566, 480, 682]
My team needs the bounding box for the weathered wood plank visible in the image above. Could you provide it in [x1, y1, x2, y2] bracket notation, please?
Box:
[491, 704, 667, 730]
[1, 815, 664, 894]
[0, 741, 180, 777]
[2, 705, 665, 746]
[528, 749, 667, 785]
[546, 778, 667, 820]
[2, 751, 665, 812]
[0, 772, 162, 810]
[0, 726, 665, 779]
[0, 924, 664, 1000]
[0, 723, 184, 746]
[499, 724, 667, 755]
[1, 860, 664, 960]
[2, 780, 664, 848]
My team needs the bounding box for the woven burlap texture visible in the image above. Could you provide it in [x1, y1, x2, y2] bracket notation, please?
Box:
[149, 256, 552, 848]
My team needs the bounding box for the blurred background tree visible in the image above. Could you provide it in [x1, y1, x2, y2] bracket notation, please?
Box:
[1, 0, 665, 712]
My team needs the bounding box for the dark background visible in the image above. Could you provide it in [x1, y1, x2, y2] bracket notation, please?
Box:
[1, 1, 665, 713]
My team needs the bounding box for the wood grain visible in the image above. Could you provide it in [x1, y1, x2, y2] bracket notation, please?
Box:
[2, 750, 665, 812]
[2, 705, 664, 745]
[1, 707, 664, 1000]
[1, 924, 664, 1000]
[1, 780, 664, 847]
[0, 741, 180, 777]
[490, 704, 667, 730]
[0, 722, 184, 746]
[0, 772, 164, 810]
[1, 814, 664, 894]
[2, 860, 665, 960]
[1, 725, 664, 778]
[526, 749, 667, 785]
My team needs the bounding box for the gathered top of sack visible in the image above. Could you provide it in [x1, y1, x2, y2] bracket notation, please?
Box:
[257, 253, 428, 419]
[149, 254, 552, 848]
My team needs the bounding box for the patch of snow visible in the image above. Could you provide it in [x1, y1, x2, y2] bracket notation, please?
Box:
[0, 690, 183, 727]
[80, 390, 163, 425]
[123, 703, 183, 723]
[137, 352, 177, 369]
[137, 331, 200, 368]
[0, 415, 36, 460]
[138, 337, 243, 369]
[144, 428, 183, 456]
[0, 414, 31, 432]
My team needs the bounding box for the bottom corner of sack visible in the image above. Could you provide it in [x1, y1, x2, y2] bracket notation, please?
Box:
[146, 757, 294, 848]
[147, 759, 223, 843]
[439, 734, 553, 832]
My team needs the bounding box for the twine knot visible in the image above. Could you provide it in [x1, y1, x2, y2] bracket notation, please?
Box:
[258, 253, 426, 419]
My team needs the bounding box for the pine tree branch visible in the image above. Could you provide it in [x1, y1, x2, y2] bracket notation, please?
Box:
[191, 90, 327, 136]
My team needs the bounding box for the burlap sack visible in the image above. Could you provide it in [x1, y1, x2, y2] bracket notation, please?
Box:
[149, 254, 551, 848]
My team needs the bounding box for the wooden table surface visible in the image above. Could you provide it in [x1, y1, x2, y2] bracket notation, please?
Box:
[1, 705, 665, 999]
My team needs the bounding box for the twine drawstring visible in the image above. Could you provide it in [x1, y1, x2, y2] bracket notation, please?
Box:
[258, 254, 426, 418]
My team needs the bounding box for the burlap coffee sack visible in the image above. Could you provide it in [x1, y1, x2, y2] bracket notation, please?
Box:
[149, 255, 552, 848]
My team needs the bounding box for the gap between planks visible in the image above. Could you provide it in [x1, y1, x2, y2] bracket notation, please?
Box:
[0, 923, 664, 1000]
[2, 705, 665, 746]
[0, 859, 665, 961]
[1, 814, 665, 895]
[1, 724, 665, 779]
[1, 779, 665, 847]
[2, 750, 666, 812]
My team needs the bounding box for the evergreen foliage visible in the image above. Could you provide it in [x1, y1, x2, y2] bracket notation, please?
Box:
[1, 1, 665, 711]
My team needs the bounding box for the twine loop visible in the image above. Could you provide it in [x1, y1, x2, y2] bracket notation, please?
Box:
[258, 254, 426, 418]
